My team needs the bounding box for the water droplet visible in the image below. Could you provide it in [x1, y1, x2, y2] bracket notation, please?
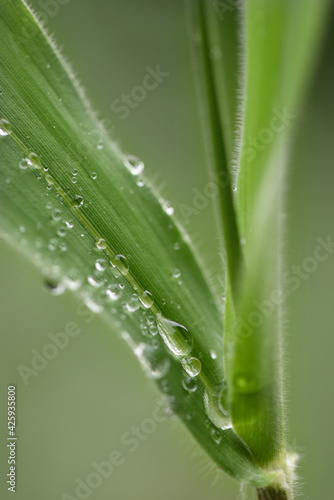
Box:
[19, 158, 29, 170]
[44, 278, 66, 296]
[59, 242, 67, 252]
[57, 227, 67, 237]
[111, 254, 129, 275]
[157, 316, 193, 357]
[124, 155, 144, 176]
[172, 269, 181, 279]
[27, 152, 41, 168]
[162, 200, 174, 216]
[232, 186, 237, 193]
[149, 325, 158, 336]
[210, 428, 222, 444]
[71, 177, 77, 184]
[218, 384, 229, 416]
[105, 283, 122, 301]
[52, 208, 62, 221]
[210, 350, 217, 360]
[64, 272, 82, 291]
[83, 294, 104, 314]
[90, 172, 97, 180]
[122, 332, 170, 379]
[96, 238, 107, 250]
[19, 225, 26, 233]
[0, 119, 11, 136]
[72, 169, 78, 176]
[125, 295, 140, 312]
[87, 273, 105, 288]
[139, 290, 154, 309]
[136, 178, 144, 187]
[97, 141, 103, 150]
[181, 356, 201, 377]
[65, 220, 74, 229]
[95, 258, 107, 272]
[174, 242, 180, 251]
[203, 390, 231, 429]
[182, 376, 197, 392]
[73, 195, 84, 207]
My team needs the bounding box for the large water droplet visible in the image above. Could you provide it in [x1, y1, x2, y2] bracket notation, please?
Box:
[111, 254, 129, 275]
[90, 172, 97, 180]
[124, 155, 144, 176]
[0, 119, 11, 136]
[181, 356, 201, 377]
[204, 389, 231, 429]
[73, 195, 84, 207]
[139, 290, 154, 309]
[157, 316, 193, 357]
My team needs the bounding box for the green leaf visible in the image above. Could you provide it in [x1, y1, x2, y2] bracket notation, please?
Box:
[224, 0, 330, 476]
[186, 0, 243, 301]
[0, 0, 275, 487]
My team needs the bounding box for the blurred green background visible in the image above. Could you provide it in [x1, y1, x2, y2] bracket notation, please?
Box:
[1, 1, 333, 499]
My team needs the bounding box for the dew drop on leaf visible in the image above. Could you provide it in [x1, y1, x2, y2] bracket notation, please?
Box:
[0, 119, 11, 136]
[182, 376, 197, 392]
[73, 195, 84, 207]
[51, 208, 62, 221]
[96, 238, 107, 250]
[181, 356, 201, 377]
[210, 349, 217, 360]
[111, 254, 129, 275]
[139, 290, 154, 309]
[44, 278, 66, 296]
[157, 316, 193, 356]
[95, 258, 107, 272]
[123, 155, 144, 176]
[162, 200, 174, 216]
[125, 295, 140, 312]
[105, 283, 122, 301]
[172, 269, 181, 279]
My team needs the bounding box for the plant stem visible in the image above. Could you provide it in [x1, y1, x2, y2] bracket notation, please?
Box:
[256, 487, 288, 500]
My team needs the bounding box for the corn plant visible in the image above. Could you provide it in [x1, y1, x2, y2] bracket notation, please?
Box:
[0, 1, 330, 499]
